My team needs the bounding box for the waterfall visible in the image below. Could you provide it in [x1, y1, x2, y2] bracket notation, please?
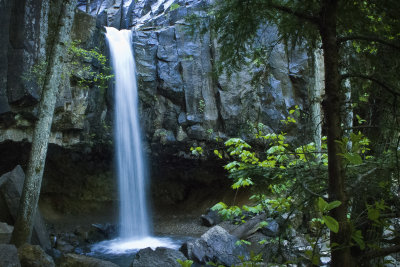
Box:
[105, 27, 150, 239]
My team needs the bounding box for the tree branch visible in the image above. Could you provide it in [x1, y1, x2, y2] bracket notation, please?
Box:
[360, 244, 400, 262]
[338, 35, 400, 50]
[342, 74, 400, 97]
[268, 3, 320, 25]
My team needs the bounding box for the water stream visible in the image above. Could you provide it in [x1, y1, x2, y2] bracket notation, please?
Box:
[106, 26, 150, 240]
[91, 28, 181, 262]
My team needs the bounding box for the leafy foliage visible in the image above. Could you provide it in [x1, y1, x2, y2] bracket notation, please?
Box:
[176, 259, 193, 267]
[68, 40, 113, 90]
[209, 107, 400, 264]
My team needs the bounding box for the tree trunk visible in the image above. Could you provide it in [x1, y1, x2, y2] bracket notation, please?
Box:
[86, 0, 91, 13]
[311, 47, 324, 155]
[10, 0, 77, 247]
[343, 79, 353, 131]
[319, 0, 352, 265]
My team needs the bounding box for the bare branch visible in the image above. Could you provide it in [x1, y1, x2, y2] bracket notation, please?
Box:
[342, 74, 400, 97]
[338, 35, 400, 50]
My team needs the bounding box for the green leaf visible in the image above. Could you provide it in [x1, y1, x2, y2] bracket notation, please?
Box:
[258, 239, 267, 245]
[367, 208, 380, 221]
[317, 197, 328, 211]
[211, 202, 227, 211]
[326, 200, 342, 211]
[343, 152, 363, 165]
[232, 178, 253, 189]
[351, 230, 365, 250]
[170, 3, 180, 11]
[177, 259, 193, 267]
[304, 250, 320, 265]
[323, 215, 339, 233]
[214, 149, 222, 159]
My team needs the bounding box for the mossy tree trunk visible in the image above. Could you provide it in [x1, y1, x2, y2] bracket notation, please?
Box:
[10, 0, 77, 247]
[311, 47, 324, 155]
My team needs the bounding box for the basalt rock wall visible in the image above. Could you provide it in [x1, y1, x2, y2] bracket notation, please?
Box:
[0, 0, 313, 215]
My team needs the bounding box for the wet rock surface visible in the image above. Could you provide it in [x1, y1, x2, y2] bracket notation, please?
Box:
[131, 247, 188, 267]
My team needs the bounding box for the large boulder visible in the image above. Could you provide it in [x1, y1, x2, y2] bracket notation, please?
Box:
[131, 247, 188, 267]
[0, 165, 51, 250]
[180, 225, 249, 266]
[59, 253, 119, 267]
[0, 221, 13, 243]
[18, 243, 55, 267]
[0, 244, 21, 267]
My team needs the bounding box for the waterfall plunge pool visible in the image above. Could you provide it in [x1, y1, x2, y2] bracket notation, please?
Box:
[87, 235, 190, 266]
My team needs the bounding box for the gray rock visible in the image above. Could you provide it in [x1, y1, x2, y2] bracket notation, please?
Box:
[0, 222, 13, 243]
[6, 0, 47, 106]
[56, 239, 75, 254]
[131, 247, 187, 267]
[0, 244, 21, 267]
[18, 243, 55, 267]
[200, 210, 222, 227]
[176, 126, 188, 142]
[187, 124, 206, 140]
[157, 27, 179, 62]
[0, 165, 51, 250]
[177, 112, 187, 125]
[181, 225, 249, 266]
[0, 0, 12, 114]
[90, 223, 118, 240]
[260, 218, 280, 237]
[153, 128, 176, 144]
[59, 253, 119, 267]
[157, 61, 185, 105]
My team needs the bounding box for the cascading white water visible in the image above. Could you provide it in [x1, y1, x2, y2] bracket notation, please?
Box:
[91, 27, 179, 256]
[105, 27, 150, 239]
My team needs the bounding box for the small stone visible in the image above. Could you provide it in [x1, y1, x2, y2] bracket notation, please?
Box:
[56, 239, 75, 254]
[176, 126, 188, 142]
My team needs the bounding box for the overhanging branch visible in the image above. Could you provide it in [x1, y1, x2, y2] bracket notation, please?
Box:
[342, 74, 400, 97]
[338, 35, 400, 50]
[268, 3, 319, 25]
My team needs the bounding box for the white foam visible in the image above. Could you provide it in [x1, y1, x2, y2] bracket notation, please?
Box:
[90, 236, 181, 255]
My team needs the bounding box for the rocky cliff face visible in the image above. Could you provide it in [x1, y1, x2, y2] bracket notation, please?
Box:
[0, 0, 312, 214]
